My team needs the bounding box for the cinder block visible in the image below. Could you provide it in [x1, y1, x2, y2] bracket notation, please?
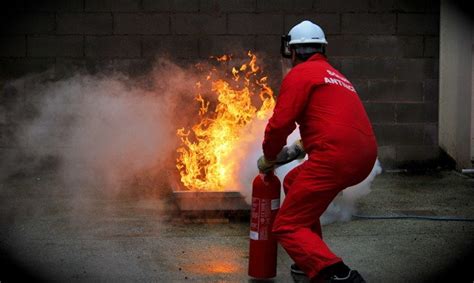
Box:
[326, 35, 368, 57]
[331, 35, 423, 58]
[69, 58, 151, 76]
[256, 0, 293, 12]
[85, 36, 141, 58]
[352, 79, 369, 100]
[284, 14, 340, 35]
[422, 79, 438, 102]
[228, 13, 283, 35]
[142, 0, 171, 11]
[394, 0, 426, 12]
[328, 57, 343, 70]
[342, 13, 396, 34]
[423, 36, 439, 57]
[54, 57, 87, 75]
[114, 13, 169, 35]
[397, 14, 439, 35]
[372, 123, 425, 146]
[0, 58, 55, 79]
[0, 36, 26, 57]
[340, 58, 399, 80]
[172, 14, 226, 35]
[28, 35, 83, 57]
[396, 58, 437, 80]
[142, 35, 200, 58]
[367, 35, 424, 58]
[368, 80, 423, 102]
[200, 0, 256, 13]
[368, 0, 396, 12]
[200, 35, 255, 58]
[25, 0, 84, 11]
[255, 35, 280, 57]
[422, 123, 438, 145]
[432, 58, 439, 79]
[364, 102, 396, 123]
[291, 0, 314, 12]
[395, 102, 437, 123]
[57, 13, 113, 34]
[292, 0, 315, 13]
[85, 0, 140, 11]
[171, 0, 199, 11]
[425, 0, 440, 13]
[143, 0, 199, 12]
[0, 13, 55, 34]
[314, 0, 370, 12]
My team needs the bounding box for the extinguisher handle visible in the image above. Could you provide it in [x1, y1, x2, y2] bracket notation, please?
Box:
[274, 155, 299, 168]
[258, 171, 278, 183]
[258, 172, 268, 182]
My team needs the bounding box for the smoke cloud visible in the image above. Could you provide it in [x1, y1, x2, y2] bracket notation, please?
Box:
[0, 59, 203, 198]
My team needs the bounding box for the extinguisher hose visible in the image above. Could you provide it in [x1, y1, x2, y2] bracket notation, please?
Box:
[352, 214, 474, 222]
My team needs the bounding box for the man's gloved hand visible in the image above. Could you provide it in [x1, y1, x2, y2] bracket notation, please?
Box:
[288, 139, 306, 160]
[275, 139, 306, 165]
[257, 156, 276, 174]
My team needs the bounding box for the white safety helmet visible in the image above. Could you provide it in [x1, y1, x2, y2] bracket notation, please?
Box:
[281, 20, 328, 58]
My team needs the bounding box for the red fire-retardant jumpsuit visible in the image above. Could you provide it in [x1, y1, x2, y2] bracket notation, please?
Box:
[263, 53, 377, 279]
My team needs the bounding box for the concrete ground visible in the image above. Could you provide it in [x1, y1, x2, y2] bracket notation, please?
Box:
[0, 170, 473, 282]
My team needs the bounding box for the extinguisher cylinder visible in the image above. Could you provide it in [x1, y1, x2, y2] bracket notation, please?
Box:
[248, 172, 281, 279]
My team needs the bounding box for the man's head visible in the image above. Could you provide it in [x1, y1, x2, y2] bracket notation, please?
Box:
[281, 20, 328, 66]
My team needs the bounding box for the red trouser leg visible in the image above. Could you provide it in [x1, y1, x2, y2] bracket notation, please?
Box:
[273, 158, 344, 279]
[283, 165, 323, 238]
[274, 128, 377, 279]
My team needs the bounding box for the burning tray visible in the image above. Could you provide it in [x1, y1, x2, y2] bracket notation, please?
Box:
[172, 191, 250, 222]
[173, 191, 250, 211]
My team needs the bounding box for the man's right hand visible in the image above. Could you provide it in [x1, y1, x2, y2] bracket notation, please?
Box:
[275, 139, 306, 165]
[287, 139, 306, 160]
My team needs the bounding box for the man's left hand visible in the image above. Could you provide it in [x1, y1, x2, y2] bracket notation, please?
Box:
[257, 156, 276, 174]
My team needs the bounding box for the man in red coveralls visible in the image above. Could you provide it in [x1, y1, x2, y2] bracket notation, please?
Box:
[257, 20, 377, 282]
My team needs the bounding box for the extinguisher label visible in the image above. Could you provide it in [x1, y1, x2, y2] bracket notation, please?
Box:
[271, 198, 280, 210]
[249, 231, 259, 240]
[250, 197, 275, 241]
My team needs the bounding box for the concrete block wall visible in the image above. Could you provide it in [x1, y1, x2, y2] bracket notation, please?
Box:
[0, 0, 440, 168]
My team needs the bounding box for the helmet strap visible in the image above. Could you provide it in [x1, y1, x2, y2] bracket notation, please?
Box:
[293, 44, 326, 61]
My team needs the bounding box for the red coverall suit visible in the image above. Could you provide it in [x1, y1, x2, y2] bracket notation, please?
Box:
[263, 53, 377, 279]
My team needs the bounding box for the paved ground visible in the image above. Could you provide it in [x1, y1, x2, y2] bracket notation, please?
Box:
[0, 170, 473, 282]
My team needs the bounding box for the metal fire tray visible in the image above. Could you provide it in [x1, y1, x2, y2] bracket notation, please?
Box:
[173, 191, 250, 211]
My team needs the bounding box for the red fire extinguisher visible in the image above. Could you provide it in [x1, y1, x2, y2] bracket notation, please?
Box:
[248, 171, 281, 279]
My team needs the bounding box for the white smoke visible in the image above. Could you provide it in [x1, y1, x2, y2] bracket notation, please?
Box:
[319, 159, 382, 225]
[0, 60, 200, 196]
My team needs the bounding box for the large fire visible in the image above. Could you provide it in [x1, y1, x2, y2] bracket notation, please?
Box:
[176, 52, 275, 191]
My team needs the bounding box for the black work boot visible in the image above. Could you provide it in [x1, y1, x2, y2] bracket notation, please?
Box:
[316, 262, 366, 283]
[323, 270, 366, 282]
[290, 263, 306, 275]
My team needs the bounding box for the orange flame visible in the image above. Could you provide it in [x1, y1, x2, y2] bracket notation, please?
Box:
[176, 51, 275, 191]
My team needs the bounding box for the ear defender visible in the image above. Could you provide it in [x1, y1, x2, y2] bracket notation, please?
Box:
[281, 35, 292, 58]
